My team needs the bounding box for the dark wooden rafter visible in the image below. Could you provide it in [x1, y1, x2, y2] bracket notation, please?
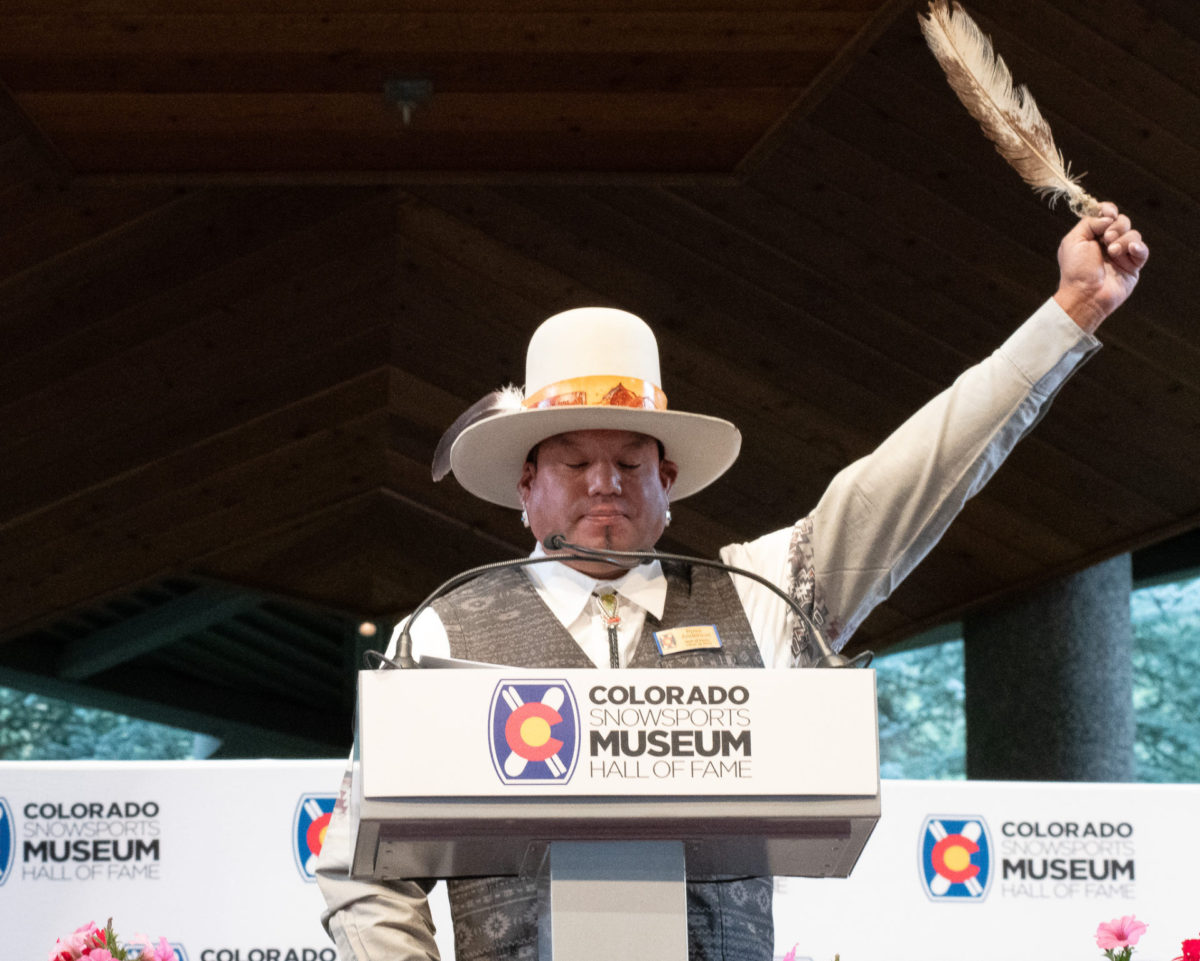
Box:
[57, 583, 256, 681]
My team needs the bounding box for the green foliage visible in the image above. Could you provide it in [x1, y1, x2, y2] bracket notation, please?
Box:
[875, 640, 965, 780]
[0, 686, 196, 760]
[1131, 576, 1200, 783]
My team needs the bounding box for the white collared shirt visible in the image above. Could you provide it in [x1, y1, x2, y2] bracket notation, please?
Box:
[401, 543, 675, 668]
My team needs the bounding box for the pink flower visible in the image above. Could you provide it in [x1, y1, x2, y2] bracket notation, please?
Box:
[781, 946, 799, 961]
[130, 934, 175, 961]
[1096, 916, 1148, 950]
[50, 923, 106, 961]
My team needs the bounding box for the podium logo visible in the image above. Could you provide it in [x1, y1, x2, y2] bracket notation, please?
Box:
[489, 679, 580, 785]
[292, 793, 337, 882]
[920, 815, 993, 901]
[0, 798, 13, 886]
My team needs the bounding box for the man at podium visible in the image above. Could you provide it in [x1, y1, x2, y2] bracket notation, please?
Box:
[318, 205, 1147, 960]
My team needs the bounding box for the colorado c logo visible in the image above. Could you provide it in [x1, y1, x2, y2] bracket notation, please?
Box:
[919, 815, 992, 901]
[0, 798, 13, 886]
[489, 679, 580, 784]
[293, 793, 337, 882]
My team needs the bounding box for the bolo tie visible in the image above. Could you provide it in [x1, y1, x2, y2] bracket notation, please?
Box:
[597, 591, 621, 669]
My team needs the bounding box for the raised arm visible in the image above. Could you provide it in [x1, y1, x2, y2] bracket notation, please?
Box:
[724, 204, 1150, 665]
[806, 202, 1150, 644]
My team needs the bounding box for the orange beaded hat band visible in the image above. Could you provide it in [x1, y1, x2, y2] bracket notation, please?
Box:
[438, 307, 742, 510]
[522, 374, 667, 412]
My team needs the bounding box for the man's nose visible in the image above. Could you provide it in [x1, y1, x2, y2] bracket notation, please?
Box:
[586, 461, 622, 495]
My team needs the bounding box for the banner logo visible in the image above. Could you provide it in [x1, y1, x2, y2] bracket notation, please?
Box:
[489, 679, 580, 784]
[292, 793, 337, 882]
[0, 798, 13, 886]
[920, 815, 993, 901]
[130, 943, 186, 961]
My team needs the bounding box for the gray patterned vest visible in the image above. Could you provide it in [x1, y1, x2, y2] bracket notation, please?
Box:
[431, 561, 774, 961]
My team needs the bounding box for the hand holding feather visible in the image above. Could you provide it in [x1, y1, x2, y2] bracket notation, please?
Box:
[1053, 202, 1149, 334]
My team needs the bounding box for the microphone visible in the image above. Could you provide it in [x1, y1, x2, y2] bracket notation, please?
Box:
[544, 534, 873, 669]
[383, 549, 602, 669]
[543, 532, 653, 564]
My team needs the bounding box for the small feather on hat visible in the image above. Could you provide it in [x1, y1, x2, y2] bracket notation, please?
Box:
[431, 385, 524, 481]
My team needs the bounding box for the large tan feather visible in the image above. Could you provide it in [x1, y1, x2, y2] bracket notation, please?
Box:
[919, 0, 1100, 216]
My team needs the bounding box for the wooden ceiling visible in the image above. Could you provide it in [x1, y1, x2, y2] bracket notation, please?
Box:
[1, 1, 893, 177]
[1, 0, 1197, 755]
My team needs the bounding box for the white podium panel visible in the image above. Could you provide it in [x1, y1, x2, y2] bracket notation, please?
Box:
[350, 668, 879, 882]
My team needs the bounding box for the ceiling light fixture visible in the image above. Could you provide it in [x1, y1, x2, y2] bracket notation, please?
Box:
[383, 79, 434, 126]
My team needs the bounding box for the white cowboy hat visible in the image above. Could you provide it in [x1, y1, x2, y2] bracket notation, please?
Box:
[433, 307, 741, 509]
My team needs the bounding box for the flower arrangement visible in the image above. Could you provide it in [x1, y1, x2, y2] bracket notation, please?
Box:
[1175, 936, 1200, 961]
[49, 920, 174, 961]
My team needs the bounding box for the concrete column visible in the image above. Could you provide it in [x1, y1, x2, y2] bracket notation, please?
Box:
[963, 554, 1133, 781]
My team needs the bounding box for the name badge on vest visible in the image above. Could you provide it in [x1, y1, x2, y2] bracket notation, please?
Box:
[653, 624, 723, 656]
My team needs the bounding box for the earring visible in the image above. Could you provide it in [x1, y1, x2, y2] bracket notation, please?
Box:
[521, 508, 530, 528]
[664, 508, 672, 528]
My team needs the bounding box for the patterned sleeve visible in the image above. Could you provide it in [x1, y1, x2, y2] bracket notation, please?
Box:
[785, 516, 832, 667]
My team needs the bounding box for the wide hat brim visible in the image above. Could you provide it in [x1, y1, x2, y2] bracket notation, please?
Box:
[449, 405, 742, 509]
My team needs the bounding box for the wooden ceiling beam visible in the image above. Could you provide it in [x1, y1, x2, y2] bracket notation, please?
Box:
[56, 584, 255, 680]
[0, 75, 71, 181]
[4, 51, 846, 97]
[0, 11, 870, 59]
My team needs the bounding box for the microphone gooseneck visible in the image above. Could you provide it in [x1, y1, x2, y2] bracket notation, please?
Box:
[384, 551, 602, 669]
[382, 536, 873, 670]
[545, 535, 873, 669]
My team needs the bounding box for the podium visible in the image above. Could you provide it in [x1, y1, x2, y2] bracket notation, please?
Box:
[349, 667, 879, 959]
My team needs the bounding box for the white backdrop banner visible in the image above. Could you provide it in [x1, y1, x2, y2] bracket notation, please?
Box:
[1, 762, 1195, 961]
[776, 779, 1197, 961]
[0, 760, 375, 961]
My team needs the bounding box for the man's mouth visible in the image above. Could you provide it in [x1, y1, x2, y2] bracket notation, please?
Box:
[581, 509, 625, 522]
